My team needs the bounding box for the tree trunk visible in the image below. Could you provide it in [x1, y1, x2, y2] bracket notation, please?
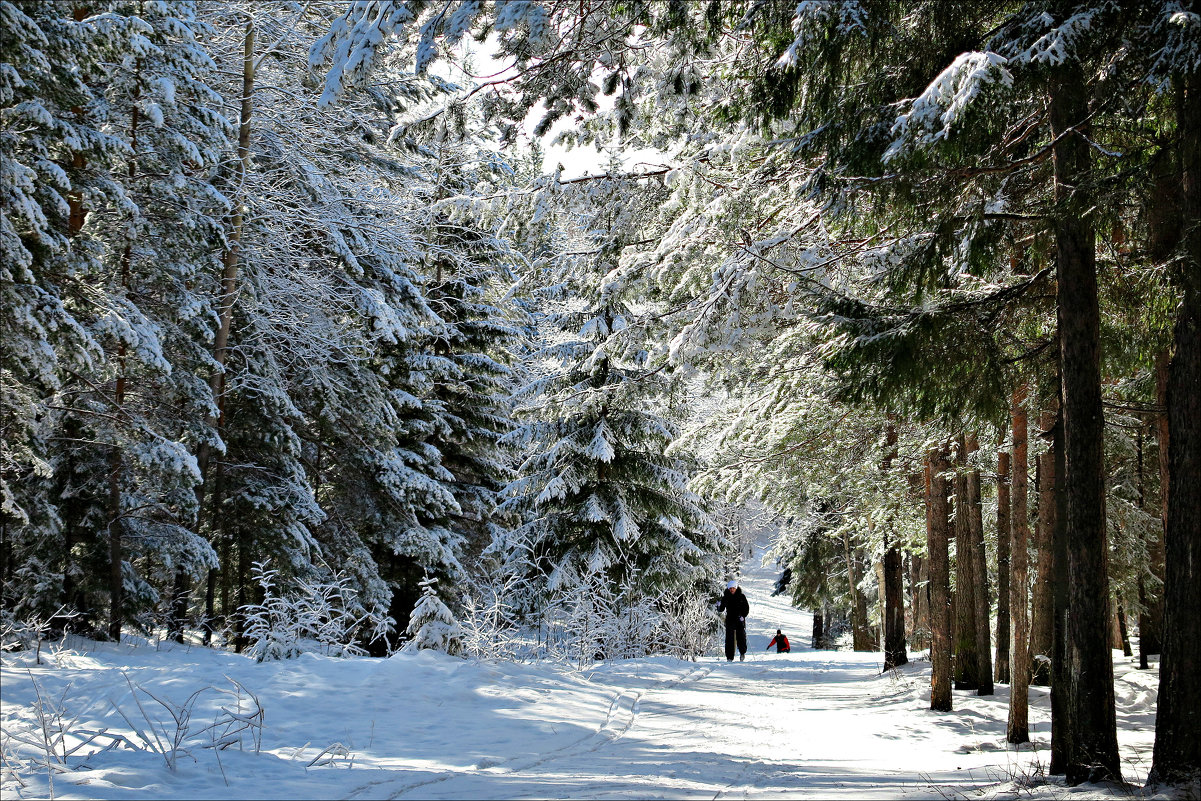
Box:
[883, 537, 907, 670]
[1050, 401, 1071, 775]
[881, 422, 906, 670]
[1008, 384, 1031, 744]
[106, 61, 144, 643]
[845, 531, 873, 652]
[1140, 351, 1170, 666]
[191, 18, 256, 635]
[1031, 406, 1057, 686]
[953, 434, 978, 690]
[927, 445, 953, 712]
[911, 552, 929, 651]
[995, 445, 1011, 684]
[1115, 600, 1132, 658]
[966, 433, 993, 695]
[1149, 65, 1201, 789]
[1050, 59, 1120, 784]
[813, 607, 824, 650]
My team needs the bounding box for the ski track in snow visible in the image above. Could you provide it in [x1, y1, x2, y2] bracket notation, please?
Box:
[1, 535, 1157, 800]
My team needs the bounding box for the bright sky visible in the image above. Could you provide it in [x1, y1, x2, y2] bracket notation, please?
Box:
[439, 35, 664, 180]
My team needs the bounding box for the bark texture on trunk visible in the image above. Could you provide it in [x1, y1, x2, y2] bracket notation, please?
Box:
[1008, 385, 1031, 744]
[953, 434, 978, 690]
[927, 446, 953, 712]
[882, 423, 906, 671]
[1115, 602, 1132, 658]
[1140, 352, 1170, 666]
[1031, 407, 1057, 686]
[1150, 66, 1201, 789]
[1050, 402, 1070, 775]
[911, 553, 929, 651]
[966, 433, 992, 695]
[1050, 60, 1120, 785]
[995, 447, 1011, 685]
[883, 541, 907, 671]
[845, 532, 873, 652]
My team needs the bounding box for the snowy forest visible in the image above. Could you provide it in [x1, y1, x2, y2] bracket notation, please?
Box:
[1, 0, 1199, 798]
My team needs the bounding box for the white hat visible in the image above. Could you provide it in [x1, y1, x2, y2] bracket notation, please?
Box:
[726, 580, 738, 589]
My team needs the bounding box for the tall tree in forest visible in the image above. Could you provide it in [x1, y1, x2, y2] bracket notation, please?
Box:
[1009, 384, 1031, 744]
[994, 442, 1011, 684]
[1030, 404, 1057, 685]
[500, 175, 716, 605]
[1149, 18, 1201, 785]
[882, 422, 907, 671]
[927, 445, 953, 712]
[1043, 18, 1119, 783]
[965, 433, 992, 695]
[953, 435, 979, 690]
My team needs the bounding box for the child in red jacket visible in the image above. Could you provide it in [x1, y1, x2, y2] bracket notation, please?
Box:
[766, 629, 790, 653]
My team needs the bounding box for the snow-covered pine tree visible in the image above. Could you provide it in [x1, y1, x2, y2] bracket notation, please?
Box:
[1, 1, 122, 626]
[501, 169, 716, 616]
[405, 573, 462, 655]
[1, 1, 231, 638]
[415, 121, 521, 573]
[193, 2, 450, 649]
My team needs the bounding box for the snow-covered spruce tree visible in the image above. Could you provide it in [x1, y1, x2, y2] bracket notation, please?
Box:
[181, 2, 527, 652]
[191, 2, 446, 649]
[500, 171, 718, 634]
[1, 1, 230, 637]
[85, 0, 230, 641]
[405, 574, 462, 655]
[1, 0, 122, 626]
[412, 120, 522, 573]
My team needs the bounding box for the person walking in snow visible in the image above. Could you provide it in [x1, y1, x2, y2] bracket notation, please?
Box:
[717, 579, 749, 662]
[766, 629, 790, 653]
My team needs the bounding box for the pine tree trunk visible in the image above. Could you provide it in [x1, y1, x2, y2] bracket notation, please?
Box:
[995, 446, 1011, 684]
[845, 531, 872, 651]
[1050, 401, 1071, 775]
[1050, 59, 1120, 784]
[911, 552, 929, 651]
[953, 434, 978, 690]
[106, 447, 124, 642]
[1149, 65, 1201, 789]
[1140, 351, 1170, 666]
[965, 433, 992, 695]
[1031, 407, 1057, 685]
[927, 445, 953, 712]
[1008, 384, 1030, 743]
[884, 536, 907, 670]
[1115, 601, 1132, 658]
[881, 422, 906, 670]
[193, 16, 255, 600]
[813, 607, 824, 650]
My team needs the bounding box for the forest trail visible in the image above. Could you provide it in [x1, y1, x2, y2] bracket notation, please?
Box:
[3, 535, 1153, 801]
[339, 542, 1049, 800]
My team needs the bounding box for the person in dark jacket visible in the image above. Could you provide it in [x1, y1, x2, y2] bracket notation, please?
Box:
[766, 629, 790, 653]
[717, 580, 749, 661]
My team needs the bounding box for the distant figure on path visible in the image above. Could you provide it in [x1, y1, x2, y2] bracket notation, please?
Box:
[766, 629, 791, 653]
[717, 579, 749, 662]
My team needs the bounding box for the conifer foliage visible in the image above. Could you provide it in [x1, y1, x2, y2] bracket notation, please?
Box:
[2, 2, 1199, 792]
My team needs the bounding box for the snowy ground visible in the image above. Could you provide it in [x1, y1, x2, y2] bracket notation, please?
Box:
[2, 543, 1161, 800]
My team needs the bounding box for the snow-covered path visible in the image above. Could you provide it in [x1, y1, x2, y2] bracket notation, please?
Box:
[2, 539, 1156, 800]
[333, 544, 1052, 801]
